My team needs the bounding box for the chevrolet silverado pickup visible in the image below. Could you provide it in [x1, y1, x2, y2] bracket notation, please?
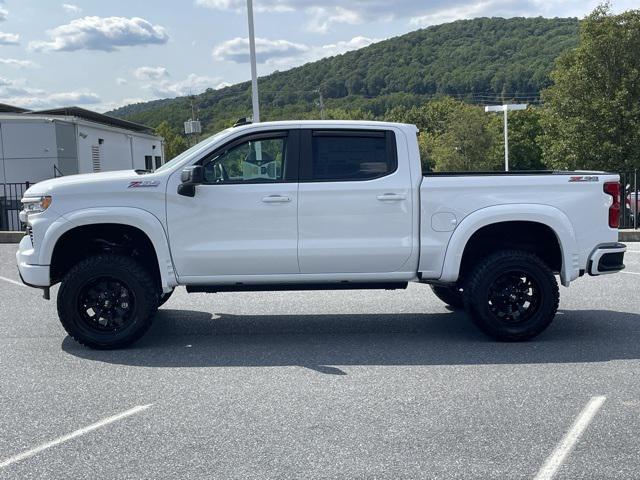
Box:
[16, 120, 627, 349]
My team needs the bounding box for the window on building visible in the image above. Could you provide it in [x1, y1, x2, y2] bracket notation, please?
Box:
[155, 156, 162, 169]
[310, 132, 396, 182]
[144, 155, 153, 170]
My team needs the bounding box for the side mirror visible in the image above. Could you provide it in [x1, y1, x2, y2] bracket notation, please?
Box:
[178, 166, 204, 197]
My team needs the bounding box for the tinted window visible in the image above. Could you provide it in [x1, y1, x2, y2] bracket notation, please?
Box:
[311, 133, 394, 181]
[203, 136, 287, 184]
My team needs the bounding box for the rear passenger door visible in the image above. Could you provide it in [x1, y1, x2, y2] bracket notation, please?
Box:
[297, 128, 413, 274]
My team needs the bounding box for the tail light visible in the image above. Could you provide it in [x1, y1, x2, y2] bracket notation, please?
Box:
[603, 182, 621, 228]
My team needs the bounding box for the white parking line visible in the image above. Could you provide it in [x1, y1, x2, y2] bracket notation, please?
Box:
[622, 271, 640, 276]
[0, 276, 26, 287]
[0, 404, 152, 469]
[534, 396, 606, 480]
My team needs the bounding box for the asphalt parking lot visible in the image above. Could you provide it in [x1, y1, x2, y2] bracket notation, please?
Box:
[1, 243, 639, 479]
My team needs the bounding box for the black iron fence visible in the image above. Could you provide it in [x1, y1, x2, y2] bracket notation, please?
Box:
[0, 182, 31, 231]
[620, 170, 639, 230]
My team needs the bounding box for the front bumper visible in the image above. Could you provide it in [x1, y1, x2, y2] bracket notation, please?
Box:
[588, 242, 626, 276]
[16, 235, 50, 287]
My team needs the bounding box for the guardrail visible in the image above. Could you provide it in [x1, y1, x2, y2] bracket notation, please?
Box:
[620, 170, 638, 230]
[0, 182, 31, 231]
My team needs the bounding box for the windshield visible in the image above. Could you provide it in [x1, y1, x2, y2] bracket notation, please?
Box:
[154, 128, 233, 174]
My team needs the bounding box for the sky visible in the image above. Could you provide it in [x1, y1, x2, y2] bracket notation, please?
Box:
[0, 0, 636, 113]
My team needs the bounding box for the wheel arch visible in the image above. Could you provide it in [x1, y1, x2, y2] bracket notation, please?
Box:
[439, 204, 578, 287]
[42, 207, 177, 290]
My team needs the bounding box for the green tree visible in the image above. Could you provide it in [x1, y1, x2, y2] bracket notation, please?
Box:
[504, 108, 547, 170]
[428, 105, 502, 171]
[541, 5, 640, 171]
[155, 121, 187, 161]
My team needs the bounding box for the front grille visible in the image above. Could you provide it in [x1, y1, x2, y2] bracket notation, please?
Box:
[26, 225, 34, 246]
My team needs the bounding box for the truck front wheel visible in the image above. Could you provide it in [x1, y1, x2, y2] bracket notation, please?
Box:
[464, 250, 559, 341]
[57, 254, 158, 349]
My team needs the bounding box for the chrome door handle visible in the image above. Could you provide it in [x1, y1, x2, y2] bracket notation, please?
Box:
[262, 195, 291, 203]
[377, 193, 406, 201]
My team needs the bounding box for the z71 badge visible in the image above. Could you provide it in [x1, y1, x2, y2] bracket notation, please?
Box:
[569, 176, 599, 183]
[128, 180, 160, 188]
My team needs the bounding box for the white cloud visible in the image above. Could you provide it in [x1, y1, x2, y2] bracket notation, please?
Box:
[0, 58, 40, 68]
[195, 0, 397, 32]
[195, 0, 622, 32]
[134, 66, 169, 80]
[212, 37, 309, 63]
[0, 31, 19, 45]
[115, 77, 127, 85]
[318, 36, 377, 57]
[47, 91, 101, 104]
[62, 3, 82, 14]
[29, 16, 169, 52]
[408, 0, 555, 27]
[96, 97, 148, 113]
[146, 73, 226, 98]
[0, 77, 101, 109]
[0, 7, 7, 22]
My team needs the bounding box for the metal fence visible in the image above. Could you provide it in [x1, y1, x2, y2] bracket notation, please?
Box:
[0, 182, 31, 231]
[620, 170, 639, 230]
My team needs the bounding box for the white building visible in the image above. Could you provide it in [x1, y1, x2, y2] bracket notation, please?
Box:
[0, 104, 164, 184]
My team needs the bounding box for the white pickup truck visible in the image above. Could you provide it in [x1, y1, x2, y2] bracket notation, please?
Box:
[16, 120, 627, 349]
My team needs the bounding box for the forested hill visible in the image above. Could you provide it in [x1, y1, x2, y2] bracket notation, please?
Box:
[108, 17, 579, 133]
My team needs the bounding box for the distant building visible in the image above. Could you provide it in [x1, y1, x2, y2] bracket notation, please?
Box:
[0, 104, 164, 184]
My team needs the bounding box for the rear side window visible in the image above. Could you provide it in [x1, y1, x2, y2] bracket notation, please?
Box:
[306, 131, 397, 182]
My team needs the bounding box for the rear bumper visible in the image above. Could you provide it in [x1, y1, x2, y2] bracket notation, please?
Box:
[588, 242, 626, 276]
[15, 235, 50, 287]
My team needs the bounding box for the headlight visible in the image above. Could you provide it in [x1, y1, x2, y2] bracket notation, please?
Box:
[21, 196, 52, 215]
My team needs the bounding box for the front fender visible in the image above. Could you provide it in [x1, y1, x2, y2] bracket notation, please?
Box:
[439, 204, 578, 287]
[40, 207, 178, 290]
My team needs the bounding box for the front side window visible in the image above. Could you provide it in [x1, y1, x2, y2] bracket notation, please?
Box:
[310, 133, 395, 181]
[203, 136, 287, 184]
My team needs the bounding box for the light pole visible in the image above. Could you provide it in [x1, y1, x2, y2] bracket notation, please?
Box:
[485, 103, 527, 171]
[246, 0, 260, 123]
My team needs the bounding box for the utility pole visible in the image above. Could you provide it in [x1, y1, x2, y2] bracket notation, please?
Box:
[317, 90, 325, 120]
[246, 0, 260, 123]
[485, 103, 528, 171]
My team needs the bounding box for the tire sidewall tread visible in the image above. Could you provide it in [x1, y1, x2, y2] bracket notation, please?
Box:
[57, 254, 158, 349]
[464, 249, 559, 342]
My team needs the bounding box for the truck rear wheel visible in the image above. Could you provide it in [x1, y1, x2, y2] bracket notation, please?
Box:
[464, 250, 559, 341]
[57, 254, 158, 349]
[430, 285, 464, 309]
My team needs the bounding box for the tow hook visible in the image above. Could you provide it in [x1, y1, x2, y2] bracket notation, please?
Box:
[42, 287, 50, 300]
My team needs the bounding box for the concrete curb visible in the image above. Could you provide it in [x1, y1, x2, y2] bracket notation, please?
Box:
[0, 231, 25, 243]
[620, 230, 640, 242]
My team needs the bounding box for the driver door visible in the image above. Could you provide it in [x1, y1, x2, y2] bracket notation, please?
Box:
[166, 130, 300, 278]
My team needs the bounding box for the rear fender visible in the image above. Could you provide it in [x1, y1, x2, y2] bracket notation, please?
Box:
[439, 204, 578, 287]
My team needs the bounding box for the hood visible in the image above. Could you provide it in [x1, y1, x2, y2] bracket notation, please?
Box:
[24, 170, 146, 197]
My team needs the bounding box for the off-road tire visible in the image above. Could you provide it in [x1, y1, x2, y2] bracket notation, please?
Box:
[430, 285, 465, 309]
[464, 250, 559, 342]
[57, 254, 158, 349]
